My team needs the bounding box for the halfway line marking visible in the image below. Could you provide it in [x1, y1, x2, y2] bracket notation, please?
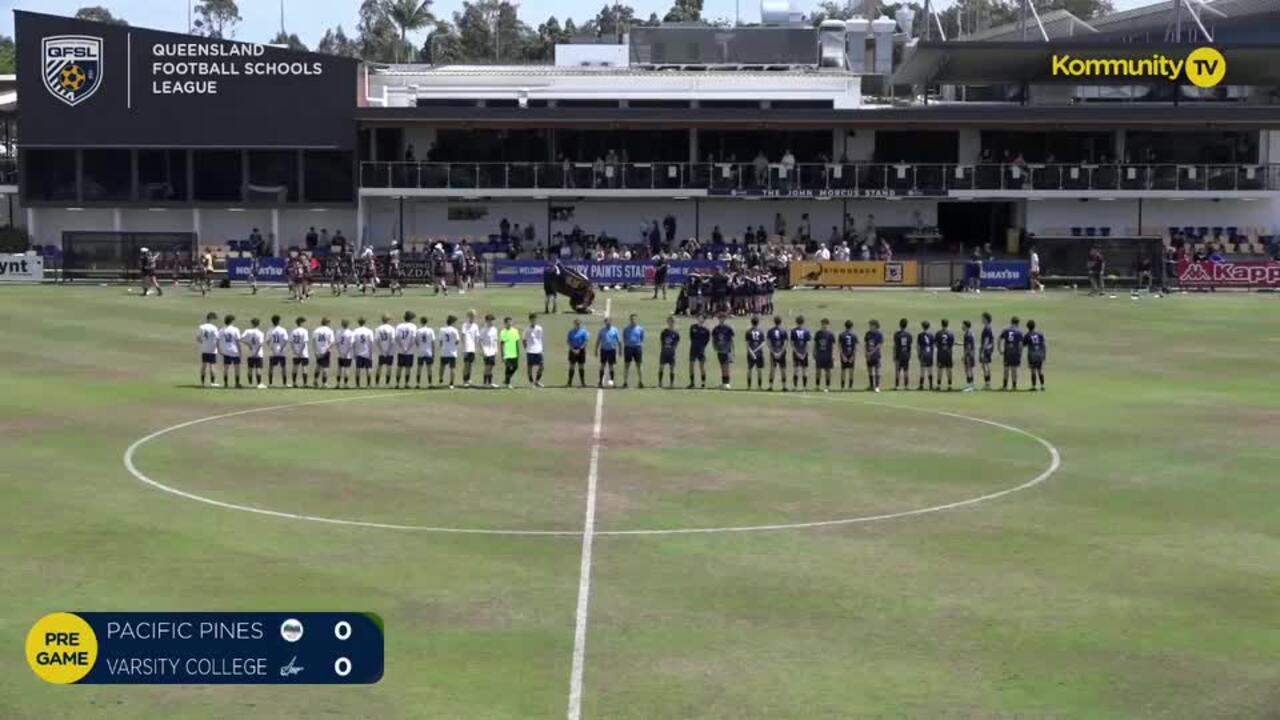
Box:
[567, 296, 609, 720]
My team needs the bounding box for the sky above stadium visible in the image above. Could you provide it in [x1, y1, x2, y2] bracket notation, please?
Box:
[1, 0, 1161, 48]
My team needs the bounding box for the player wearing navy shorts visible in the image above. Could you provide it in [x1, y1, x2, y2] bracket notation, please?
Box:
[352, 317, 376, 389]
[566, 318, 590, 388]
[711, 314, 735, 390]
[916, 320, 935, 391]
[790, 317, 812, 391]
[394, 311, 417, 389]
[961, 320, 976, 391]
[197, 312, 219, 387]
[814, 319, 835, 392]
[374, 315, 396, 387]
[313, 317, 336, 389]
[766, 316, 788, 391]
[998, 316, 1025, 391]
[622, 314, 646, 389]
[266, 315, 289, 387]
[744, 316, 766, 390]
[289, 317, 310, 388]
[658, 316, 680, 389]
[980, 312, 995, 389]
[437, 315, 461, 389]
[864, 320, 883, 393]
[337, 319, 355, 389]
[1024, 320, 1047, 391]
[838, 320, 858, 390]
[934, 319, 955, 391]
[218, 314, 243, 389]
[687, 316, 711, 389]
[243, 317, 265, 389]
[893, 318, 912, 390]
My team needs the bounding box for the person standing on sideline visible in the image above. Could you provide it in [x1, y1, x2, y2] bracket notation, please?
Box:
[622, 314, 646, 389]
[500, 317, 521, 389]
[652, 254, 670, 300]
[197, 312, 219, 387]
[543, 259, 560, 313]
[524, 313, 545, 387]
[566, 318, 590, 388]
[594, 317, 622, 388]
[1029, 245, 1044, 293]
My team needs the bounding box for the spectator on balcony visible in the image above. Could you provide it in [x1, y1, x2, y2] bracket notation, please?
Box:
[592, 157, 605, 188]
[753, 150, 769, 188]
[781, 149, 797, 190]
[605, 149, 619, 188]
[305, 227, 318, 252]
[663, 214, 677, 245]
[332, 229, 346, 248]
[405, 144, 416, 162]
[561, 155, 574, 189]
[798, 213, 812, 243]
[864, 214, 877, 245]
[980, 148, 993, 163]
[774, 213, 786, 239]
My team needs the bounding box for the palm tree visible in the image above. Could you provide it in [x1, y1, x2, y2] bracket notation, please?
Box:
[382, 0, 434, 62]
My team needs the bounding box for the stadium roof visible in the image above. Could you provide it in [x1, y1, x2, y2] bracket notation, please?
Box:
[957, 9, 1099, 42]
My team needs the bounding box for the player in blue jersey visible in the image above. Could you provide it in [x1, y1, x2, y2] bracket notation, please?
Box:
[595, 317, 622, 388]
[917, 320, 935, 391]
[566, 318, 590, 387]
[893, 318, 913, 390]
[1024, 319, 1047, 391]
[766, 315, 789, 391]
[998, 315, 1025, 391]
[864, 320, 883, 393]
[961, 320, 976, 391]
[687, 315, 711, 389]
[979, 311, 995, 389]
[814, 319, 836, 392]
[744, 316, 767, 390]
[790, 316, 812, 391]
[935, 319, 956, 391]
[711, 314, 735, 390]
[622, 314, 646, 389]
[658, 315, 680, 389]
[838, 320, 858, 391]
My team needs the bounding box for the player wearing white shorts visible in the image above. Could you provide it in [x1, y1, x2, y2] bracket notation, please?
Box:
[267, 315, 290, 388]
[374, 315, 396, 387]
[352, 317, 376, 388]
[218, 314, 243, 389]
[394, 311, 418, 389]
[460, 310, 481, 388]
[414, 317, 437, 389]
[197, 312, 220, 387]
[312, 318, 336, 389]
[242, 318, 266, 389]
[290, 317, 311, 388]
[336, 319, 355, 389]
[479, 314, 500, 388]
[437, 314, 461, 389]
[523, 314, 545, 387]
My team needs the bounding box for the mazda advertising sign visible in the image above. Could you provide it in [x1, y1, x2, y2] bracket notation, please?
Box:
[16, 11, 357, 148]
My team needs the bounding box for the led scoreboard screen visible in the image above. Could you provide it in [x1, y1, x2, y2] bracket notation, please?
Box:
[27, 612, 383, 685]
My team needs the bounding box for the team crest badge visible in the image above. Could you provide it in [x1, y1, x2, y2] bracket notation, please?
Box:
[43, 35, 103, 107]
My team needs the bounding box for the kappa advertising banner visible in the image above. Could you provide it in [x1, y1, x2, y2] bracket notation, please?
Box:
[1177, 259, 1280, 288]
[0, 254, 45, 282]
[493, 260, 725, 285]
[16, 11, 357, 148]
[789, 261, 919, 287]
[980, 260, 1030, 289]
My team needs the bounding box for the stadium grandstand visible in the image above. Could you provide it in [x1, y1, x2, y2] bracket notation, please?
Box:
[6, 0, 1280, 285]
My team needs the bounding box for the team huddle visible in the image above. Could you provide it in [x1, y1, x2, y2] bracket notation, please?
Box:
[195, 309, 1046, 392]
[574, 311, 1047, 392]
[196, 309, 545, 390]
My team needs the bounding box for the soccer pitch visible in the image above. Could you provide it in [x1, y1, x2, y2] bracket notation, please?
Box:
[1, 284, 1277, 719]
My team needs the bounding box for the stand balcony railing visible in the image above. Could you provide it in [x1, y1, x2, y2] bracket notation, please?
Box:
[359, 161, 1280, 194]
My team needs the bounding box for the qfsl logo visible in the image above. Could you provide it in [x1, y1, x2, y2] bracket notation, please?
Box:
[42, 35, 103, 107]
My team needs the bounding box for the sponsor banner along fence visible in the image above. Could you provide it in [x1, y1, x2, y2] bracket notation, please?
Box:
[789, 260, 919, 287]
[0, 254, 45, 282]
[980, 260, 1031, 289]
[227, 257, 287, 282]
[1177, 259, 1280, 287]
[493, 260, 724, 285]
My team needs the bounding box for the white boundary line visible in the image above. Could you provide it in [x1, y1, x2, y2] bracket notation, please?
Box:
[566, 296, 609, 720]
[122, 393, 1061, 538]
[122, 392, 581, 537]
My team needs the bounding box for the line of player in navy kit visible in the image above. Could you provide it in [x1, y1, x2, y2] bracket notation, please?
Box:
[570, 311, 1047, 392]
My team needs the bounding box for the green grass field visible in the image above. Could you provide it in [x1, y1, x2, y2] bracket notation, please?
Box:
[1, 282, 1277, 719]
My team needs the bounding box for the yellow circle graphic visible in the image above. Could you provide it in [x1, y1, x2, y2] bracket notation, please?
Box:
[1185, 47, 1226, 88]
[26, 612, 98, 684]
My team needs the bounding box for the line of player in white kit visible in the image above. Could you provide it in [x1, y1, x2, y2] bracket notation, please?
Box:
[195, 309, 547, 390]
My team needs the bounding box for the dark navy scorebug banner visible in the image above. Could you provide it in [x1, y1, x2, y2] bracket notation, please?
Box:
[493, 259, 725, 285]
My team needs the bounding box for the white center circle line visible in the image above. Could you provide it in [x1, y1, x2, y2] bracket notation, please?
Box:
[122, 394, 1061, 538]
